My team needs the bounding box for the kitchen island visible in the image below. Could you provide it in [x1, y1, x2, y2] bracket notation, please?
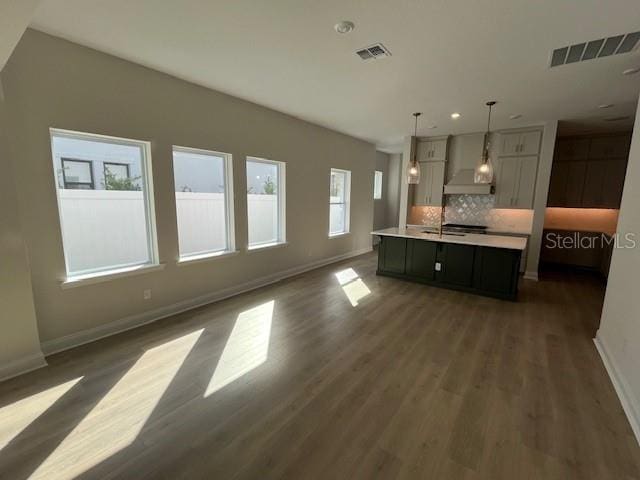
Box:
[372, 227, 527, 300]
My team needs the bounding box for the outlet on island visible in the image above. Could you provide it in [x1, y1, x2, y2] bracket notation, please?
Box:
[143, 289, 152, 300]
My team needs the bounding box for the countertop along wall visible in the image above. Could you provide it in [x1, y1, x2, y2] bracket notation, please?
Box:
[3, 29, 375, 352]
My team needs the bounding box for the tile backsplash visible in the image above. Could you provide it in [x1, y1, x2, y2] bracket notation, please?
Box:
[408, 194, 534, 233]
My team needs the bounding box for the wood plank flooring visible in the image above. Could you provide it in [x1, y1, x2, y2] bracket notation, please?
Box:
[0, 252, 639, 479]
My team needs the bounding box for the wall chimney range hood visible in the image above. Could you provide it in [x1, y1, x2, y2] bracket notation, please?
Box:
[444, 169, 495, 195]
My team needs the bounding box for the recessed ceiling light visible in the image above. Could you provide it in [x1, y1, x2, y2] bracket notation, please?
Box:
[509, 114, 522, 120]
[598, 104, 614, 109]
[334, 21, 355, 34]
[451, 113, 461, 119]
[623, 67, 640, 75]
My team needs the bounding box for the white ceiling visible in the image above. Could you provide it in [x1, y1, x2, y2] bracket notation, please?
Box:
[0, 0, 42, 71]
[30, 0, 640, 152]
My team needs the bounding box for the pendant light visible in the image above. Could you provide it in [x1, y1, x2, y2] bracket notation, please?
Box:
[474, 101, 496, 184]
[407, 112, 422, 184]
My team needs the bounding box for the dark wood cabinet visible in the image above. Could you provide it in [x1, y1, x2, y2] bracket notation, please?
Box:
[549, 134, 630, 209]
[473, 247, 520, 295]
[377, 236, 521, 300]
[405, 239, 437, 280]
[438, 243, 475, 287]
[378, 236, 407, 274]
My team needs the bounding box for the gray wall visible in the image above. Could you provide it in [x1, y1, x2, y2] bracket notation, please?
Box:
[2, 29, 375, 350]
[597, 97, 640, 442]
[373, 151, 390, 230]
[386, 153, 402, 227]
[0, 77, 44, 379]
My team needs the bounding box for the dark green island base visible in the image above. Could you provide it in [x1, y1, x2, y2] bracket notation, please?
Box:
[376, 235, 522, 301]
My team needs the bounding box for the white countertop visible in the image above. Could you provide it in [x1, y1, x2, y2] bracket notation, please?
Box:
[372, 227, 528, 251]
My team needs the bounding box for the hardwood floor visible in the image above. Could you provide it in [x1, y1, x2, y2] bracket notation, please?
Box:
[0, 252, 639, 479]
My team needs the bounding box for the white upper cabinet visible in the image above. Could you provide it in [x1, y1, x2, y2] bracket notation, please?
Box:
[494, 155, 538, 209]
[413, 161, 445, 206]
[518, 131, 543, 156]
[498, 130, 542, 156]
[417, 137, 448, 161]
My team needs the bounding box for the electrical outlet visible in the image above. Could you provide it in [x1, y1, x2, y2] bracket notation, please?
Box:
[143, 289, 152, 300]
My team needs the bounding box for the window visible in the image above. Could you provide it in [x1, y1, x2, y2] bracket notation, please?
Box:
[62, 159, 95, 189]
[50, 129, 158, 279]
[173, 146, 235, 259]
[246, 157, 286, 248]
[329, 168, 351, 236]
[374, 170, 383, 199]
[104, 162, 130, 188]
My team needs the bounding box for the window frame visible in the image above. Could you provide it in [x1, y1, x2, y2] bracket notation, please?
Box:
[246, 156, 286, 250]
[103, 162, 131, 184]
[50, 128, 159, 281]
[329, 168, 351, 237]
[61, 158, 95, 190]
[374, 170, 383, 200]
[172, 145, 236, 261]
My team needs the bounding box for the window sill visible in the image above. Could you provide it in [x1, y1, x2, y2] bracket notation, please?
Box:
[177, 250, 240, 266]
[61, 263, 166, 289]
[247, 241, 288, 253]
[329, 232, 351, 238]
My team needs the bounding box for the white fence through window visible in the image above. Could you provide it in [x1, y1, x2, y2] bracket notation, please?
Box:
[59, 190, 277, 271]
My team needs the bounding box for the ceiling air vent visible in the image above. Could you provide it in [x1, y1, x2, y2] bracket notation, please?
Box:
[355, 43, 391, 61]
[550, 31, 640, 67]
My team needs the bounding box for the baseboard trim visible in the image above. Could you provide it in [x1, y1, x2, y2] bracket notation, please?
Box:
[594, 332, 640, 446]
[523, 270, 539, 281]
[42, 247, 373, 356]
[0, 352, 47, 382]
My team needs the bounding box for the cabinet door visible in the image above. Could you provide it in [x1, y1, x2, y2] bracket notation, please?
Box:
[417, 141, 432, 162]
[413, 162, 432, 205]
[473, 247, 519, 296]
[602, 159, 628, 208]
[582, 160, 607, 207]
[565, 161, 587, 207]
[430, 139, 447, 161]
[547, 162, 569, 207]
[428, 161, 445, 206]
[405, 239, 437, 280]
[499, 133, 522, 156]
[556, 138, 590, 161]
[513, 156, 538, 208]
[440, 243, 475, 287]
[379, 237, 407, 274]
[495, 156, 519, 207]
[589, 136, 630, 159]
[519, 131, 542, 156]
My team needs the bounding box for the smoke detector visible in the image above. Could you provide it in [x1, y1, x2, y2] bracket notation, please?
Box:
[334, 21, 355, 34]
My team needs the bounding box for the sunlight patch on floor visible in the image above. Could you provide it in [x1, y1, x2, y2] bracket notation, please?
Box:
[29, 329, 203, 480]
[204, 300, 274, 398]
[335, 268, 371, 306]
[335, 267, 359, 285]
[0, 377, 83, 450]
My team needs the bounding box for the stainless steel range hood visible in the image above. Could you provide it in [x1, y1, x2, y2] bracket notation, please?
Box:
[443, 169, 495, 195]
